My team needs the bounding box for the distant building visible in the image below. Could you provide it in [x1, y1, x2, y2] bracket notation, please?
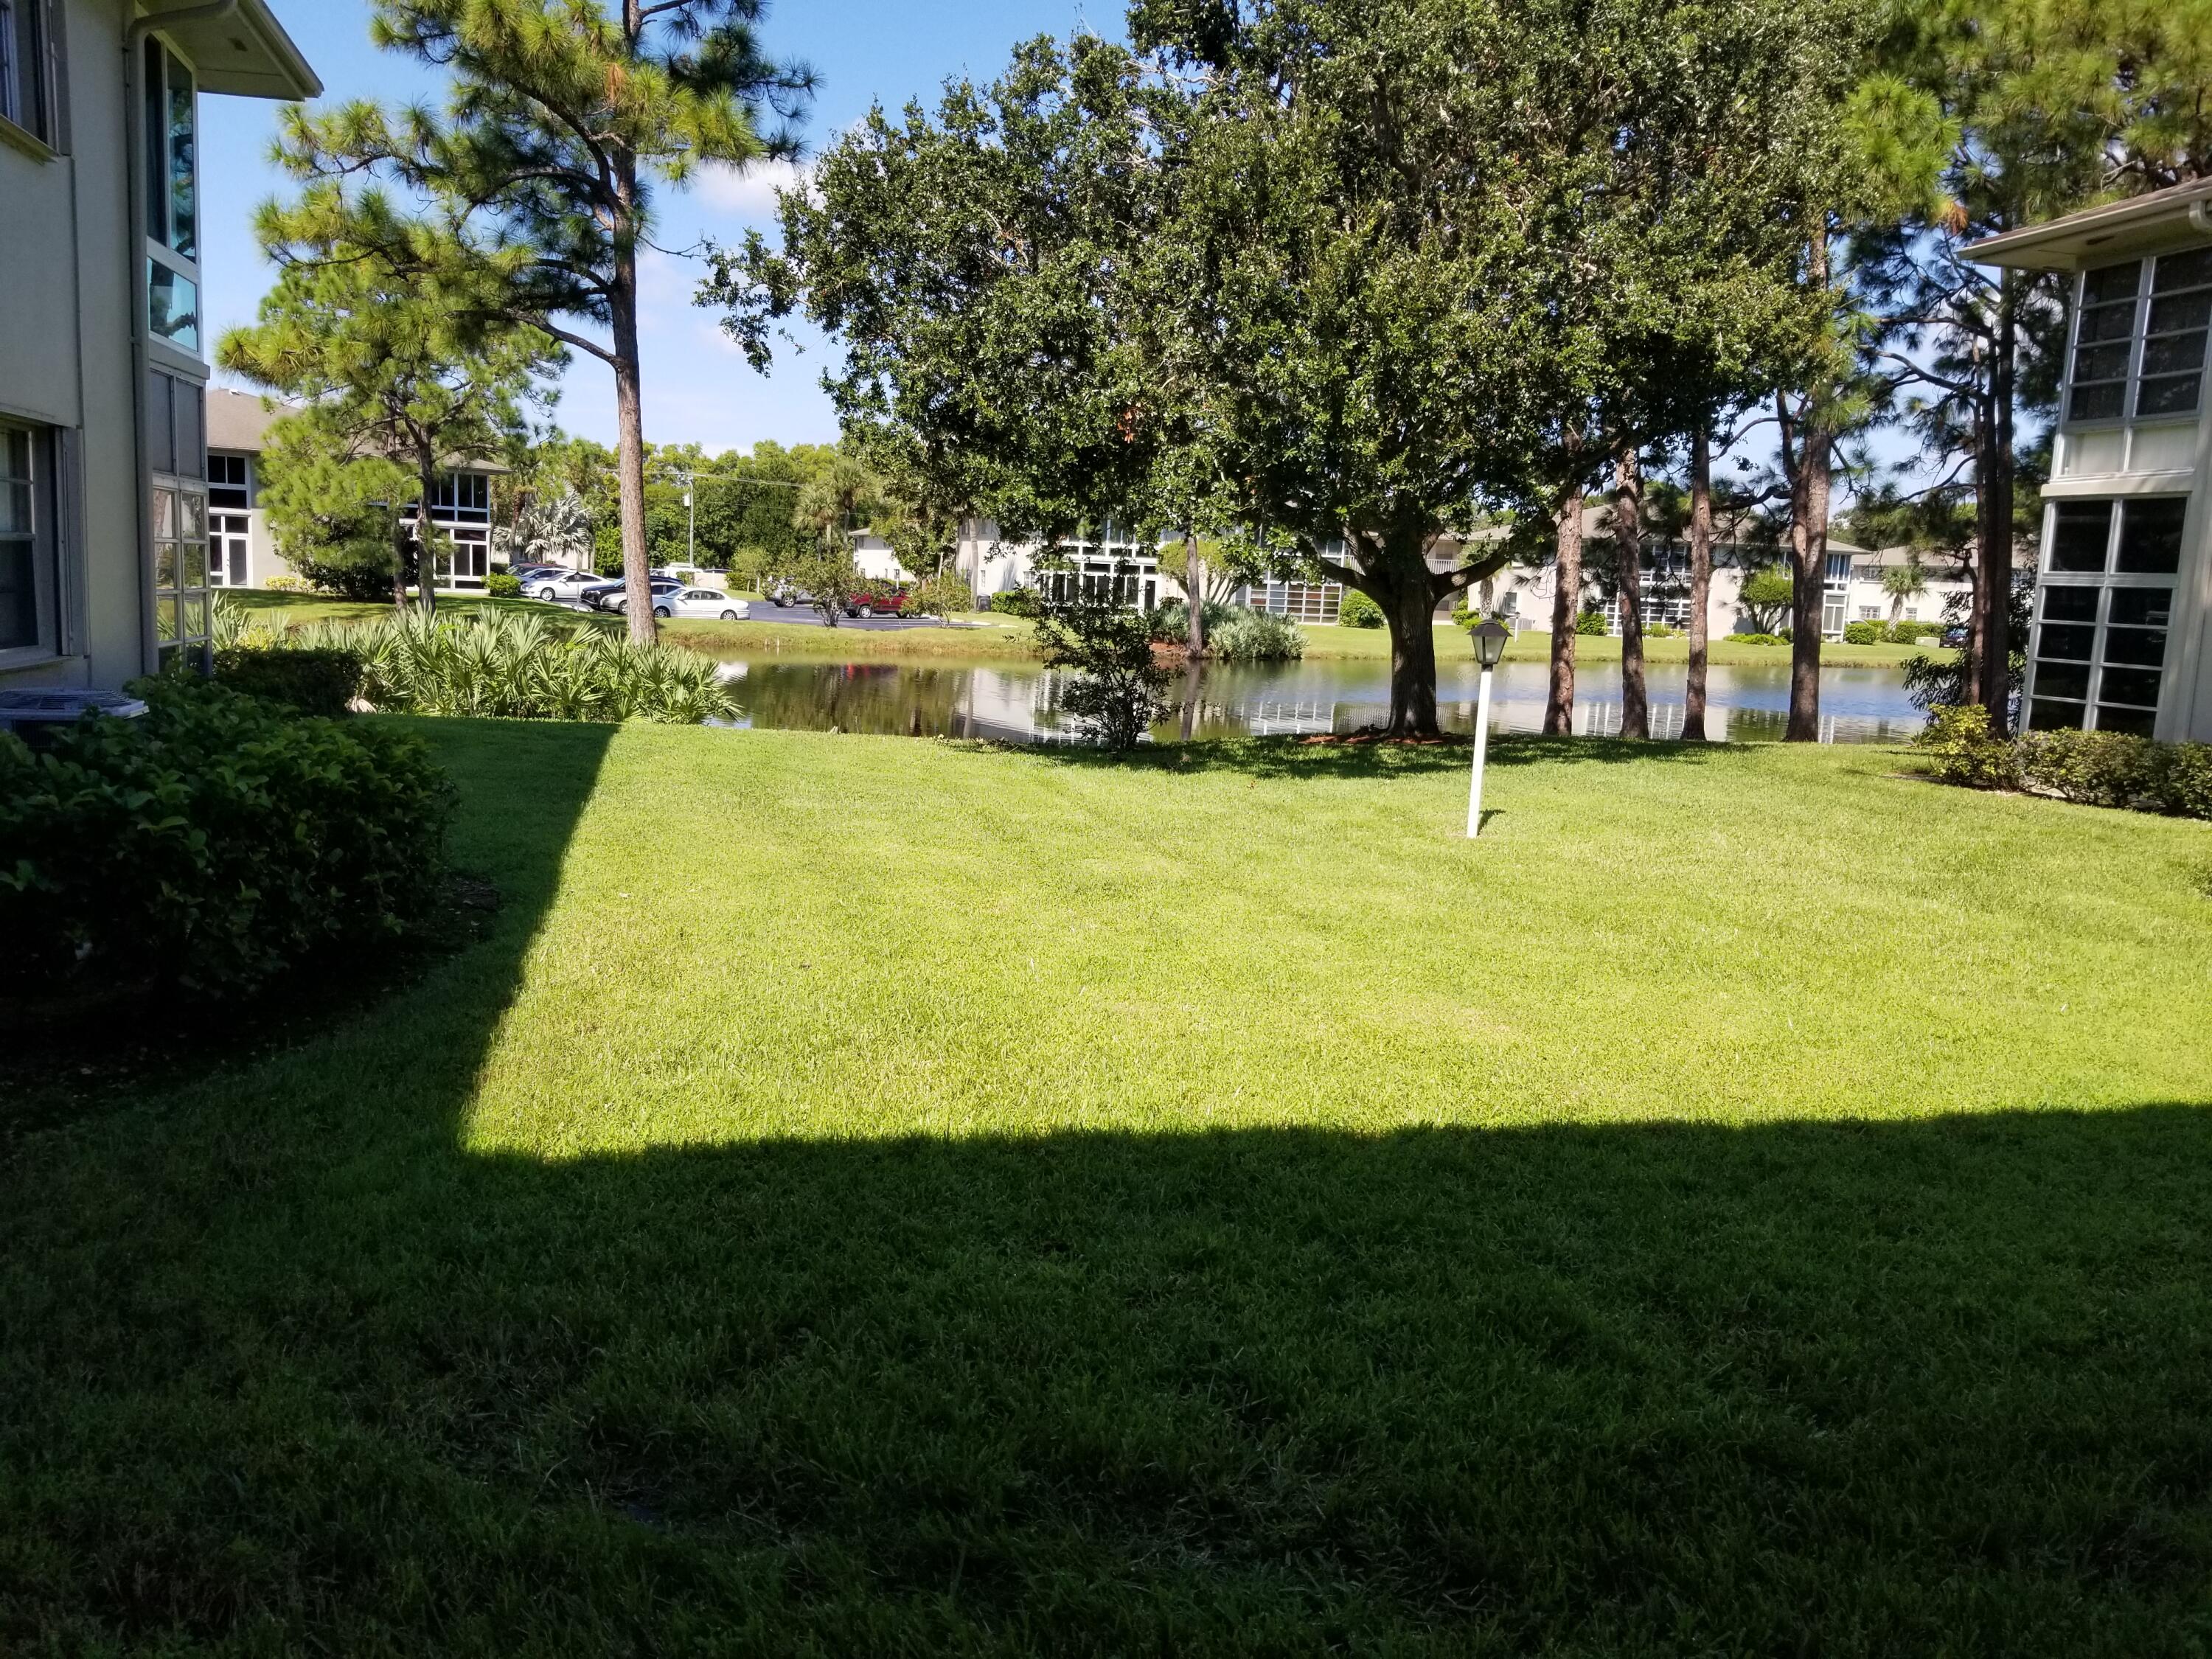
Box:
[1972, 181, 2212, 740]
[1, 1, 320, 690]
[205, 388, 508, 593]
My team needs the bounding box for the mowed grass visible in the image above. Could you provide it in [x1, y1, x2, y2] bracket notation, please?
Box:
[1301, 623, 1946, 667]
[4, 727, 2212, 1654]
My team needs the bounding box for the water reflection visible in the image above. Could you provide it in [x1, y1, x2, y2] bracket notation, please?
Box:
[712, 658, 1929, 745]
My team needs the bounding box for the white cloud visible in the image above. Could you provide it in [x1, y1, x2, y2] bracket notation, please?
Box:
[691, 158, 811, 221]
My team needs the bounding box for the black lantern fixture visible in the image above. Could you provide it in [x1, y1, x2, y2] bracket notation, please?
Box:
[1470, 618, 1510, 670]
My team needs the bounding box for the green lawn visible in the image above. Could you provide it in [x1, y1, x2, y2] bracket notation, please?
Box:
[1301, 622, 1946, 667]
[222, 587, 582, 627]
[7, 728, 2211, 1654]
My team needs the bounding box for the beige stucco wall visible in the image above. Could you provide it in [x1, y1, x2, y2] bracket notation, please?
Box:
[0, 0, 149, 691]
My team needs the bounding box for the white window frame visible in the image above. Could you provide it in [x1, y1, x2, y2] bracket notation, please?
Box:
[143, 38, 201, 358]
[0, 421, 60, 667]
[2025, 494, 2187, 735]
[0, 0, 52, 146]
[2065, 252, 2212, 427]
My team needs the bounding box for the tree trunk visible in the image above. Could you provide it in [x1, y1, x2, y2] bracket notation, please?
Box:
[1178, 657, 1202, 741]
[1183, 529, 1206, 657]
[1685, 428, 1714, 742]
[1614, 443, 1647, 740]
[1978, 274, 2017, 733]
[609, 173, 655, 648]
[1382, 573, 1441, 737]
[1543, 487, 1584, 737]
[1781, 226, 1836, 745]
[417, 440, 439, 619]
[392, 511, 411, 617]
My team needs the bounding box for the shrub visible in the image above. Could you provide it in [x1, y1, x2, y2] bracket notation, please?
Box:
[1575, 608, 1609, 636]
[1148, 598, 1234, 644]
[485, 571, 524, 598]
[1338, 590, 1386, 628]
[987, 588, 1039, 618]
[1207, 606, 1306, 663]
[912, 571, 974, 616]
[1035, 586, 1168, 749]
[2154, 744, 2212, 819]
[292, 553, 401, 602]
[1915, 705, 2018, 790]
[262, 574, 310, 593]
[213, 645, 364, 717]
[1886, 620, 1940, 644]
[1843, 620, 1884, 645]
[1644, 621, 1680, 639]
[274, 611, 740, 724]
[2016, 728, 2157, 809]
[0, 678, 453, 995]
[1731, 631, 1788, 647]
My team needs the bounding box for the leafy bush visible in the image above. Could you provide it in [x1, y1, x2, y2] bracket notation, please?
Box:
[0, 678, 453, 995]
[2016, 728, 2157, 809]
[987, 588, 1039, 618]
[1915, 705, 2019, 790]
[271, 611, 740, 724]
[1644, 621, 1680, 639]
[1207, 606, 1306, 663]
[912, 570, 974, 616]
[1843, 620, 1884, 645]
[1148, 599, 1234, 644]
[2155, 744, 2212, 819]
[1887, 620, 1941, 644]
[293, 552, 401, 602]
[1731, 632, 1788, 647]
[1575, 608, 1610, 636]
[262, 574, 310, 593]
[213, 645, 364, 717]
[1035, 586, 1168, 749]
[485, 571, 524, 598]
[1338, 590, 1385, 628]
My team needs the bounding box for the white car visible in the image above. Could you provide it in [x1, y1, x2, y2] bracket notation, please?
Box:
[526, 568, 604, 603]
[647, 586, 750, 621]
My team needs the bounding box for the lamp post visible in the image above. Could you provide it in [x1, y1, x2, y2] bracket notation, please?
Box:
[1467, 619, 1509, 838]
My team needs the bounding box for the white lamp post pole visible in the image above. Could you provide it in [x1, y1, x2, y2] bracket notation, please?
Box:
[1467, 619, 1509, 839]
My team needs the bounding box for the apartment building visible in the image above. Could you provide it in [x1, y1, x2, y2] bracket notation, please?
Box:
[0, 0, 319, 690]
[1973, 181, 2212, 741]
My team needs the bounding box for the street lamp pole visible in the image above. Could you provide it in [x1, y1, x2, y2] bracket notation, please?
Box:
[1467, 619, 1509, 838]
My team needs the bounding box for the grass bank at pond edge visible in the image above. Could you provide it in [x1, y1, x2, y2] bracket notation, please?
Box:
[228, 592, 1945, 672]
[4, 727, 2211, 1652]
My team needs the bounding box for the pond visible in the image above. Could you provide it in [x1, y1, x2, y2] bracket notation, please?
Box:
[713, 656, 1930, 744]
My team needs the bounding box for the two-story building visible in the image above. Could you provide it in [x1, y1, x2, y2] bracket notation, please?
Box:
[1973, 182, 2212, 742]
[204, 387, 508, 591]
[1, 0, 319, 692]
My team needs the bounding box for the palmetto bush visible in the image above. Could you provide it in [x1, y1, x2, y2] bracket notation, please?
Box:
[277, 611, 740, 725]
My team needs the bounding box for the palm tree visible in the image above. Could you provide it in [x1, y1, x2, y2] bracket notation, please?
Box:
[1882, 556, 1929, 622]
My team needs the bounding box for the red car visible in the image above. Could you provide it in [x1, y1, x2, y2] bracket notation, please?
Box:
[841, 582, 913, 618]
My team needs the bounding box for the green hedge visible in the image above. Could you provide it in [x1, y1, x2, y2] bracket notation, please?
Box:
[485, 571, 524, 598]
[213, 645, 364, 717]
[1843, 620, 1884, 645]
[0, 678, 454, 995]
[1916, 705, 2212, 818]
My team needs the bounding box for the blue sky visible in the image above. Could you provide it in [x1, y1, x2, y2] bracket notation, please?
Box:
[202, 1, 1107, 455]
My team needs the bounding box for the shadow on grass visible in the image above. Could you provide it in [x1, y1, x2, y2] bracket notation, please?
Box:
[1015, 731, 1731, 781]
[3, 720, 2208, 1655]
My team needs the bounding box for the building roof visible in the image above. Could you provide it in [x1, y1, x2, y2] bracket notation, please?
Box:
[150, 0, 323, 102]
[1967, 178, 2212, 272]
[205, 387, 287, 453]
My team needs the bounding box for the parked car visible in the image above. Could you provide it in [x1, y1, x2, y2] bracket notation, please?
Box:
[585, 577, 684, 612]
[526, 568, 606, 603]
[654, 587, 751, 621]
[767, 584, 814, 610]
[508, 562, 566, 585]
[842, 582, 913, 619]
[1941, 625, 1969, 649]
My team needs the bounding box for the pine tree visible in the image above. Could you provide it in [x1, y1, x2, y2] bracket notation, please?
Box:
[218, 229, 557, 614]
[272, 0, 813, 644]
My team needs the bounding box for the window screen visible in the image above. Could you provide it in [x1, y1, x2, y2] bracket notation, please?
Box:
[2140, 249, 2212, 417]
[2070, 262, 2141, 422]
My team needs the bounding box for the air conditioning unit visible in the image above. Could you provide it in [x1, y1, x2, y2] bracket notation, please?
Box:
[0, 688, 150, 734]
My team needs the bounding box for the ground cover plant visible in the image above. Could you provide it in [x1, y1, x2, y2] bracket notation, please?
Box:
[4, 728, 2211, 1653]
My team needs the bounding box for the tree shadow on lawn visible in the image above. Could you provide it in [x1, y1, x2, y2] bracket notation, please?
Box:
[3, 720, 2208, 1655]
[1011, 731, 1731, 782]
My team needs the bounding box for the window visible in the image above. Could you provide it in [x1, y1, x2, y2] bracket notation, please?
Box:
[0, 0, 49, 141]
[1823, 553, 1851, 584]
[2067, 252, 2212, 423]
[2029, 495, 2185, 735]
[2140, 249, 2212, 417]
[208, 453, 250, 509]
[152, 480, 210, 664]
[142, 41, 201, 358]
[2069, 262, 2140, 422]
[209, 511, 250, 587]
[1858, 605, 1879, 621]
[0, 423, 58, 657]
[431, 471, 492, 521]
